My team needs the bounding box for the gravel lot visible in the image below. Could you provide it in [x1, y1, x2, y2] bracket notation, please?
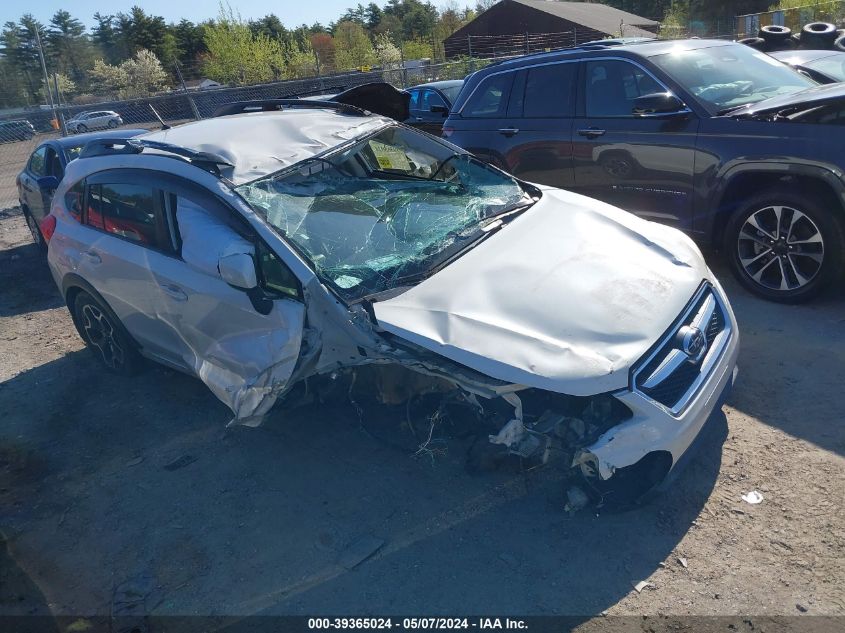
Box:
[0, 204, 843, 628]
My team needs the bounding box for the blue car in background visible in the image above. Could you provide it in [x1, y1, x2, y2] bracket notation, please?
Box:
[16, 128, 147, 249]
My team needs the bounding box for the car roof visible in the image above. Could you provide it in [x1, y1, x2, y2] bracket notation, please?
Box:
[140, 108, 392, 184]
[412, 79, 464, 90]
[770, 49, 844, 65]
[52, 128, 148, 149]
[487, 38, 735, 70]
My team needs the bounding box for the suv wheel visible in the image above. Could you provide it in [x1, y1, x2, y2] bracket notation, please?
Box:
[22, 207, 46, 251]
[725, 189, 844, 303]
[73, 292, 141, 375]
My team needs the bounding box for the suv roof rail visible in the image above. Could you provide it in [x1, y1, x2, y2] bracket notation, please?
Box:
[487, 37, 656, 68]
[212, 99, 369, 118]
[78, 138, 233, 176]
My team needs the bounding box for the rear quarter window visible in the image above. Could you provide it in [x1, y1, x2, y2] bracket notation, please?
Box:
[65, 180, 84, 222]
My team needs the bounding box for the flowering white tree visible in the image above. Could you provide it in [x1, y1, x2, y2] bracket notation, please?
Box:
[90, 49, 169, 98]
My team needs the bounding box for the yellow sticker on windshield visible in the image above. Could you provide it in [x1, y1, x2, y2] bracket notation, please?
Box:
[368, 140, 411, 171]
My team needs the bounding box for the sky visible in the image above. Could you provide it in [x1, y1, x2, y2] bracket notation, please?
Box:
[1, 0, 455, 30]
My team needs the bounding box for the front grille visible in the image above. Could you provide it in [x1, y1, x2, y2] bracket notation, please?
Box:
[632, 283, 731, 414]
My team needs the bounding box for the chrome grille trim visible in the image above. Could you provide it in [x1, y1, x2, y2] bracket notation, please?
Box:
[631, 282, 733, 417]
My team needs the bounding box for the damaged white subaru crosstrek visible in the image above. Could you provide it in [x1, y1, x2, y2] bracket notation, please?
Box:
[42, 85, 738, 500]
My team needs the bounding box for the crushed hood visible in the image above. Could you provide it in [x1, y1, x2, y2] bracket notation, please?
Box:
[372, 188, 710, 396]
[724, 82, 845, 119]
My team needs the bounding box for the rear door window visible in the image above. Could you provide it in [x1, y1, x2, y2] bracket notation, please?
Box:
[523, 63, 578, 117]
[462, 72, 514, 118]
[86, 182, 172, 251]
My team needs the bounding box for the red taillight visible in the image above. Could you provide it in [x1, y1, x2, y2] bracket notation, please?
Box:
[441, 126, 454, 138]
[40, 214, 57, 243]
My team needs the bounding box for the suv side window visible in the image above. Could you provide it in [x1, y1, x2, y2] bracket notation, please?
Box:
[408, 89, 421, 111]
[523, 62, 577, 117]
[65, 179, 84, 222]
[585, 59, 664, 117]
[29, 146, 47, 176]
[86, 183, 170, 250]
[422, 89, 447, 111]
[462, 72, 514, 118]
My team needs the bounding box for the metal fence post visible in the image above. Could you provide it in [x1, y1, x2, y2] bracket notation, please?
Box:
[52, 73, 67, 136]
[175, 61, 202, 120]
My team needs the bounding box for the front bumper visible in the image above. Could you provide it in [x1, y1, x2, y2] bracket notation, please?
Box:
[578, 282, 740, 483]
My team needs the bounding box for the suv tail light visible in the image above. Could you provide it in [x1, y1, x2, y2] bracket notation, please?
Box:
[40, 214, 57, 243]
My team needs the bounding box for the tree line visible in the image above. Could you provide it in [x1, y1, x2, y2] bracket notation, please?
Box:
[0, 1, 489, 108]
[0, 0, 781, 109]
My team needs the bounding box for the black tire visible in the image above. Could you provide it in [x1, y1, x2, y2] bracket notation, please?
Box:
[72, 291, 142, 375]
[759, 25, 791, 42]
[21, 207, 46, 252]
[801, 22, 838, 48]
[738, 36, 766, 50]
[835, 35, 845, 52]
[724, 189, 845, 303]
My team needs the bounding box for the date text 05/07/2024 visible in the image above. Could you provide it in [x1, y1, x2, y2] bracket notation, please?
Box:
[307, 618, 528, 630]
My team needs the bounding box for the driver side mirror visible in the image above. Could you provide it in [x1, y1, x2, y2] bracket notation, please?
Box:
[430, 104, 449, 117]
[218, 252, 258, 290]
[632, 92, 688, 117]
[37, 175, 60, 192]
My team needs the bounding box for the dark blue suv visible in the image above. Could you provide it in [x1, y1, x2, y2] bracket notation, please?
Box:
[444, 38, 845, 302]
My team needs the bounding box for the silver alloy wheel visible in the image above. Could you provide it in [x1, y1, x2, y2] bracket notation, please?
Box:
[81, 303, 124, 369]
[737, 204, 824, 291]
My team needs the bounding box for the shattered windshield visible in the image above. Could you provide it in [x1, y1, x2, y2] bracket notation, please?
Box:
[237, 125, 531, 300]
[651, 44, 814, 113]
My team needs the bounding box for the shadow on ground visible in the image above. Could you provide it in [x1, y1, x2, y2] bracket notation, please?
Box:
[707, 258, 845, 457]
[0, 336, 725, 619]
[0, 239, 63, 318]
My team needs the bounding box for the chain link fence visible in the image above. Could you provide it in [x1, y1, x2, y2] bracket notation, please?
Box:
[737, 0, 845, 39]
[0, 58, 497, 211]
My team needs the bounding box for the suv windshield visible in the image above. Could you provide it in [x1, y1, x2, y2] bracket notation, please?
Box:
[237, 124, 532, 300]
[651, 44, 814, 113]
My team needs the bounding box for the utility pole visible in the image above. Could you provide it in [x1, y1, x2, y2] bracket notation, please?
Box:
[35, 28, 57, 129]
[52, 73, 67, 136]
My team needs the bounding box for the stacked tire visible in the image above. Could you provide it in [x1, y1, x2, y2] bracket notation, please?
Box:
[739, 22, 845, 53]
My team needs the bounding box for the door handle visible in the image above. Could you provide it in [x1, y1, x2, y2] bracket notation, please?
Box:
[498, 127, 519, 137]
[577, 128, 606, 139]
[82, 250, 101, 264]
[159, 283, 187, 302]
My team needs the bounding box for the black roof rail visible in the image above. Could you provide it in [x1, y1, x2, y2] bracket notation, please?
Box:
[485, 37, 656, 68]
[212, 99, 369, 118]
[78, 138, 233, 176]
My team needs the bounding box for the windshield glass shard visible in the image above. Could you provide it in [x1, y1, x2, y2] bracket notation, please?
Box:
[237, 125, 531, 300]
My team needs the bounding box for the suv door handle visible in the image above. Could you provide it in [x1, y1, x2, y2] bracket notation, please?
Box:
[82, 250, 101, 264]
[159, 283, 187, 302]
[577, 128, 606, 139]
[498, 127, 519, 137]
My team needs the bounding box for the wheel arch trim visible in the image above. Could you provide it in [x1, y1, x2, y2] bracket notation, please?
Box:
[706, 160, 845, 245]
[61, 273, 142, 351]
